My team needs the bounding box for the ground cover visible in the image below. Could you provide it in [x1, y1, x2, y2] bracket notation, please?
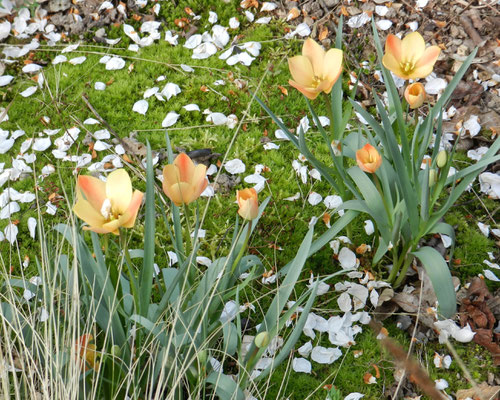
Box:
[0, 1, 499, 399]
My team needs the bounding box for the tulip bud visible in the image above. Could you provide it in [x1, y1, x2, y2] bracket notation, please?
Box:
[237, 188, 259, 221]
[429, 169, 437, 187]
[356, 143, 382, 174]
[254, 332, 270, 349]
[404, 83, 426, 109]
[436, 150, 447, 168]
[110, 345, 121, 358]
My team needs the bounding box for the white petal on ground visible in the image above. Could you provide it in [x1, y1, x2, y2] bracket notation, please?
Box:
[219, 300, 238, 323]
[22, 64, 42, 73]
[0, 139, 14, 154]
[143, 87, 159, 98]
[310, 346, 342, 364]
[28, 217, 37, 239]
[294, 22, 311, 37]
[105, 57, 126, 70]
[161, 82, 181, 100]
[93, 129, 110, 140]
[297, 341, 312, 357]
[184, 34, 202, 49]
[440, 234, 452, 248]
[39, 307, 49, 322]
[0, 21, 11, 41]
[164, 30, 178, 45]
[255, 17, 271, 24]
[479, 172, 500, 199]
[292, 358, 311, 373]
[20, 86, 37, 97]
[337, 292, 352, 313]
[463, 115, 481, 137]
[183, 103, 200, 112]
[68, 56, 86, 65]
[407, 21, 419, 31]
[345, 393, 364, 400]
[0, 201, 20, 219]
[0, 75, 14, 86]
[477, 222, 490, 237]
[5, 223, 18, 245]
[324, 195, 343, 210]
[225, 159, 245, 174]
[263, 142, 279, 150]
[261, 2, 278, 11]
[416, 0, 429, 7]
[180, 64, 194, 72]
[308, 192, 322, 206]
[161, 111, 180, 127]
[376, 19, 393, 30]
[375, 5, 389, 16]
[338, 247, 357, 270]
[434, 320, 476, 343]
[435, 379, 449, 390]
[94, 82, 106, 90]
[192, 42, 218, 59]
[347, 13, 371, 28]
[229, 17, 240, 29]
[132, 99, 149, 115]
[484, 269, 500, 282]
[52, 55, 67, 64]
[208, 11, 218, 24]
[364, 220, 374, 235]
[467, 146, 488, 161]
[206, 112, 227, 125]
[425, 77, 447, 95]
[32, 137, 51, 151]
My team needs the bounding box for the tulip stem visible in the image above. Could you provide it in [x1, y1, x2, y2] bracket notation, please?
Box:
[323, 92, 335, 140]
[373, 174, 392, 225]
[231, 221, 252, 275]
[183, 203, 197, 284]
[120, 232, 140, 314]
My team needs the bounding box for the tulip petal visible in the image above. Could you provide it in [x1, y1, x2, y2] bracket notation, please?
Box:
[191, 165, 208, 199]
[122, 190, 143, 228]
[323, 48, 343, 84]
[106, 169, 133, 215]
[175, 153, 195, 183]
[163, 164, 180, 186]
[415, 45, 440, 69]
[289, 79, 319, 100]
[382, 52, 405, 78]
[73, 196, 106, 230]
[288, 56, 314, 87]
[401, 32, 425, 64]
[164, 182, 194, 206]
[102, 218, 124, 235]
[302, 38, 325, 78]
[78, 175, 106, 212]
[407, 65, 434, 80]
[385, 34, 402, 63]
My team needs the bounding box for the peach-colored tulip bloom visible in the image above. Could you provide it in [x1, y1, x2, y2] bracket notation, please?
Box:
[162, 153, 208, 206]
[404, 82, 426, 109]
[73, 169, 143, 235]
[75, 334, 99, 371]
[356, 143, 382, 174]
[288, 38, 343, 100]
[382, 32, 440, 80]
[237, 188, 259, 221]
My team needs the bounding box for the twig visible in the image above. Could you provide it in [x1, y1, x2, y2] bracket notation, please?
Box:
[459, 15, 483, 46]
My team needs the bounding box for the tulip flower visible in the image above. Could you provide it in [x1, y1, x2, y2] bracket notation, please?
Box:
[404, 82, 426, 109]
[288, 38, 343, 100]
[356, 143, 382, 174]
[382, 32, 440, 80]
[162, 153, 208, 206]
[75, 334, 99, 371]
[73, 169, 143, 235]
[237, 188, 259, 221]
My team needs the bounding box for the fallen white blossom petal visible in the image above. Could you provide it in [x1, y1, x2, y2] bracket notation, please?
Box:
[225, 159, 245, 174]
[162, 112, 180, 127]
[311, 346, 342, 364]
[132, 99, 148, 115]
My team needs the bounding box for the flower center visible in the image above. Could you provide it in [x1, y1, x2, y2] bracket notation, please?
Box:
[100, 198, 118, 221]
[401, 61, 415, 74]
[311, 75, 322, 88]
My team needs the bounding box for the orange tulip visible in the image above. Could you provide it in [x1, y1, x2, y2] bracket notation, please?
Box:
[75, 334, 99, 371]
[404, 82, 426, 109]
[162, 153, 208, 206]
[237, 188, 259, 221]
[73, 169, 143, 235]
[288, 38, 343, 100]
[382, 32, 440, 80]
[356, 143, 382, 174]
